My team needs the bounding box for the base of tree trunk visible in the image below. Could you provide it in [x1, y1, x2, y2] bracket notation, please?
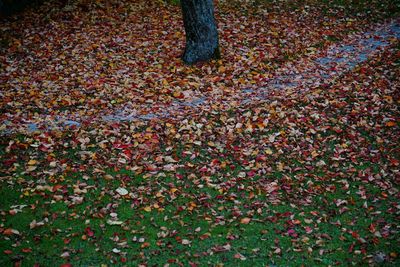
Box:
[181, 0, 220, 65]
[182, 43, 220, 64]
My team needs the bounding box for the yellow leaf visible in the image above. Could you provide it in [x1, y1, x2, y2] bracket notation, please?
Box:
[311, 151, 319, 158]
[104, 174, 113, 180]
[277, 162, 284, 171]
[143, 206, 152, 212]
[26, 166, 37, 172]
[28, 160, 37, 165]
[173, 91, 184, 99]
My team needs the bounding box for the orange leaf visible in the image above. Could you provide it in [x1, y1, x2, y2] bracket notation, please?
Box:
[141, 242, 150, 248]
[218, 66, 226, 73]
[3, 228, 13, 235]
[240, 217, 251, 224]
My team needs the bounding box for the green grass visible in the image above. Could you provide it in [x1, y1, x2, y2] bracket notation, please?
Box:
[0, 149, 399, 266]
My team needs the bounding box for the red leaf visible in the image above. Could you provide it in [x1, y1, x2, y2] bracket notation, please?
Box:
[22, 248, 32, 253]
[85, 227, 94, 237]
[348, 243, 355, 253]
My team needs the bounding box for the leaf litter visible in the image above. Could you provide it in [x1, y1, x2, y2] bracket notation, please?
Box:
[0, 0, 399, 266]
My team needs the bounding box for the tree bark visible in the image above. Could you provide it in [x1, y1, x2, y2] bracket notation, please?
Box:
[181, 0, 220, 64]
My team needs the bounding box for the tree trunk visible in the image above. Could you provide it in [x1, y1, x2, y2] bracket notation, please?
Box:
[181, 0, 220, 64]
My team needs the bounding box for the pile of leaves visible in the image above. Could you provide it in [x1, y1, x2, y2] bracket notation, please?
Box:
[1, 0, 399, 131]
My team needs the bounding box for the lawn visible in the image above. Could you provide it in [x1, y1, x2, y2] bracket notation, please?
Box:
[0, 0, 399, 266]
